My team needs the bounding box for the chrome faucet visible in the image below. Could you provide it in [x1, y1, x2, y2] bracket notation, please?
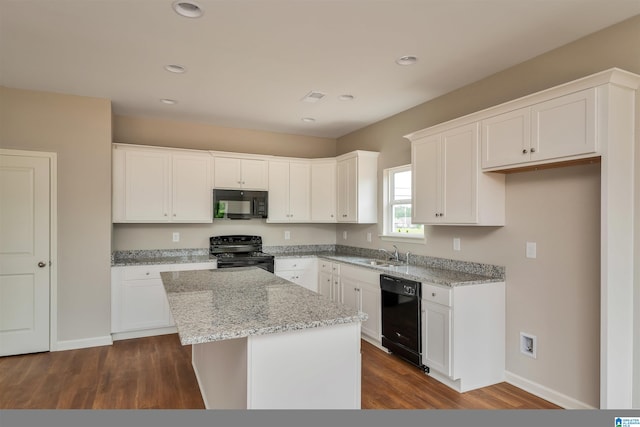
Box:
[379, 246, 400, 262]
[378, 248, 392, 260]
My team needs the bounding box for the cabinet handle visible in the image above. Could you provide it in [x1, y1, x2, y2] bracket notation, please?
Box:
[530, 147, 536, 153]
[522, 149, 528, 154]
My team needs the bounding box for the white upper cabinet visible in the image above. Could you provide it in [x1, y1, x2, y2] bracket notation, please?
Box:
[213, 157, 268, 190]
[410, 123, 505, 225]
[267, 160, 310, 222]
[336, 151, 379, 224]
[112, 144, 212, 223]
[310, 160, 337, 222]
[482, 88, 596, 169]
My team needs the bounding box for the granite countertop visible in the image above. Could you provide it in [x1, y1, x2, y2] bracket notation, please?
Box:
[272, 251, 501, 287]
[161, 267, 367, 346]
[112, 249, 217, 267]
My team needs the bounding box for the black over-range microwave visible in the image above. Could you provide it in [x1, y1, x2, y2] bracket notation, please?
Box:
[213, 189, 268, 219]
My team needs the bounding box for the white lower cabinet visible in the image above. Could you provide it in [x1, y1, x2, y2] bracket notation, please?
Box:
[111, 262, 215, 339]
[339, 264, 381, 343]
[421, 281, 505, 393]
[274, 257, 318, 292]
[318, 260, 341, 302]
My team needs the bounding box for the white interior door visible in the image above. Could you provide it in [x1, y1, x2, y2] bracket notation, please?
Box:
[0, 153, 51, 356]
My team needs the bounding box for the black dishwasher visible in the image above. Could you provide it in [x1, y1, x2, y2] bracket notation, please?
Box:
[380, 274, 427, 371]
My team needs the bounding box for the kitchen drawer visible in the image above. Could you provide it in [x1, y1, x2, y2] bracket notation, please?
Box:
[318, 259, 334, 273]
[275, 257, 315, 271]
[422, 283, 452, 306]
[121, 265, 167, 281]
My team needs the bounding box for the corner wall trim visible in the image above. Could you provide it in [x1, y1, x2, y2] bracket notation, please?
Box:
[505, 370, 597, 410]
[53, 335, 113, 352]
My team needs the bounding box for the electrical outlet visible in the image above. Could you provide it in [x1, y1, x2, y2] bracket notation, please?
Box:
[172, 232, 180, 242]
[284, 230, 290, 240]
[453, 237, 461, 251]
[367, 232, 372, 242]
[526, 241, 537, 259]
[343, 231, 348, 240]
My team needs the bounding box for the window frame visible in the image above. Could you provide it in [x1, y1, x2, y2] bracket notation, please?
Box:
[382, 164, 424, 241]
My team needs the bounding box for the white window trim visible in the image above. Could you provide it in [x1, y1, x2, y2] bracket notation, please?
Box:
[382, 164, 424, 242]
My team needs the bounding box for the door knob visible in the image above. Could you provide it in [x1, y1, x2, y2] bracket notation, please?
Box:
[38, 261, 47, 268]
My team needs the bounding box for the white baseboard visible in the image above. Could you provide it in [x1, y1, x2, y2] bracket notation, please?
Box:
[111, 326, 177, 341]
[505, 370, 597, 409]
[53, 335, 113, 352]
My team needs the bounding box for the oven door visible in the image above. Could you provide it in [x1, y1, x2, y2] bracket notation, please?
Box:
[216, 258, 274, 273]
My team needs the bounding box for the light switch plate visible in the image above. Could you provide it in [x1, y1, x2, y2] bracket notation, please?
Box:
[526, 241, 537, 259]
[367, 232, 372, 242]
[284, 230, 290, 240]
[453, 237, 461, 251]
[343, 231, 348, 240]
[172, 232, 180, 242]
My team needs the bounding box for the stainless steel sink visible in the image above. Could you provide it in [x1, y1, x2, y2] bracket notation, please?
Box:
[368, 260, 392, 267]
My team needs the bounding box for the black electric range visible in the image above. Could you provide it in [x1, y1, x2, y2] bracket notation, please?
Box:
[209, 235, 274, 273]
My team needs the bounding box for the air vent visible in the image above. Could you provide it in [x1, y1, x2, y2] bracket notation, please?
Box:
[302, 91, 326, 103]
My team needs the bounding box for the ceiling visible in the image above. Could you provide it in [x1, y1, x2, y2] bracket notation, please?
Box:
[1, 1, 639, 139]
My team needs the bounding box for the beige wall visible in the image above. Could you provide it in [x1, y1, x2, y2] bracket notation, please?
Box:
[114, 115, 337, 158]
[336, 15, 640, 408]
[0, 87, 112, 343]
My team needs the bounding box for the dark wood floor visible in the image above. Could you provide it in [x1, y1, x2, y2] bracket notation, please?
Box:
[0, 334, 560, 409]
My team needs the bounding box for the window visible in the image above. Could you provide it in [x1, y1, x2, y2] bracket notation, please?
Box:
[383, 165, 424, 238]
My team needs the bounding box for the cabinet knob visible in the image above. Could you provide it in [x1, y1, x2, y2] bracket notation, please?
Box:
[522, 149, 528, 154]
[164, 213, 168, 216]
[330, 214, 334, 218]
[146, 272, 150, 276]
[432, 292, 436, 297]
[37, 261, 47, 268]
[530, 147, 536, 153]
[173, 214, 176, 217]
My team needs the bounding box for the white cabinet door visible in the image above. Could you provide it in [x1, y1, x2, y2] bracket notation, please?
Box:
[336, 157, 356, 222]
[318, 271, 333, 299]
[360, 284, 381, 341]
[213, 157, 268, 190]
[288, 162, 310, 221]
[532, 88, 596, 162]
[481, 88, 596, 170]
[341, 277, 360, 312]
[441, 123, 478, 224]
[423, 301, 451, 377]
[213, 157, 243, 189]
[412, 134, 440, 224]
[310, 161, 336, 222]
[267, 160, 290, 221]
[172, 153, 212, 222]
[113, 145, 212, 223]
[120, 148, 171, 222]
[481, 107, 531, 169]
[412, 123, 503, 225]
[241, 159, 269, 190]
[274, 257, 318, 292]
[268, 161, 310, 222]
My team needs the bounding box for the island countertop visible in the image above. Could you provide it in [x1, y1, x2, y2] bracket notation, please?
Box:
[161, 267, 367, 346]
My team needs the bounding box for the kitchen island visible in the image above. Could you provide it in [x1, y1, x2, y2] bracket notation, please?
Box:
[160, 267, 366, 409]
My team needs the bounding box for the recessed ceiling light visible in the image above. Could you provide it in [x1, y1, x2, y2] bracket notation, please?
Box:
[301, 117, 316, 123]
[395, 55, 418, 66]
[172, 1, 203, 18]
[160, 98, 178, 105]
[164, 64, 187, 74]
[338, 94, 355, 101]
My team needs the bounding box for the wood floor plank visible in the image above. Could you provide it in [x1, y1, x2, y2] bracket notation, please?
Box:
[0, 334, 561, 410]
